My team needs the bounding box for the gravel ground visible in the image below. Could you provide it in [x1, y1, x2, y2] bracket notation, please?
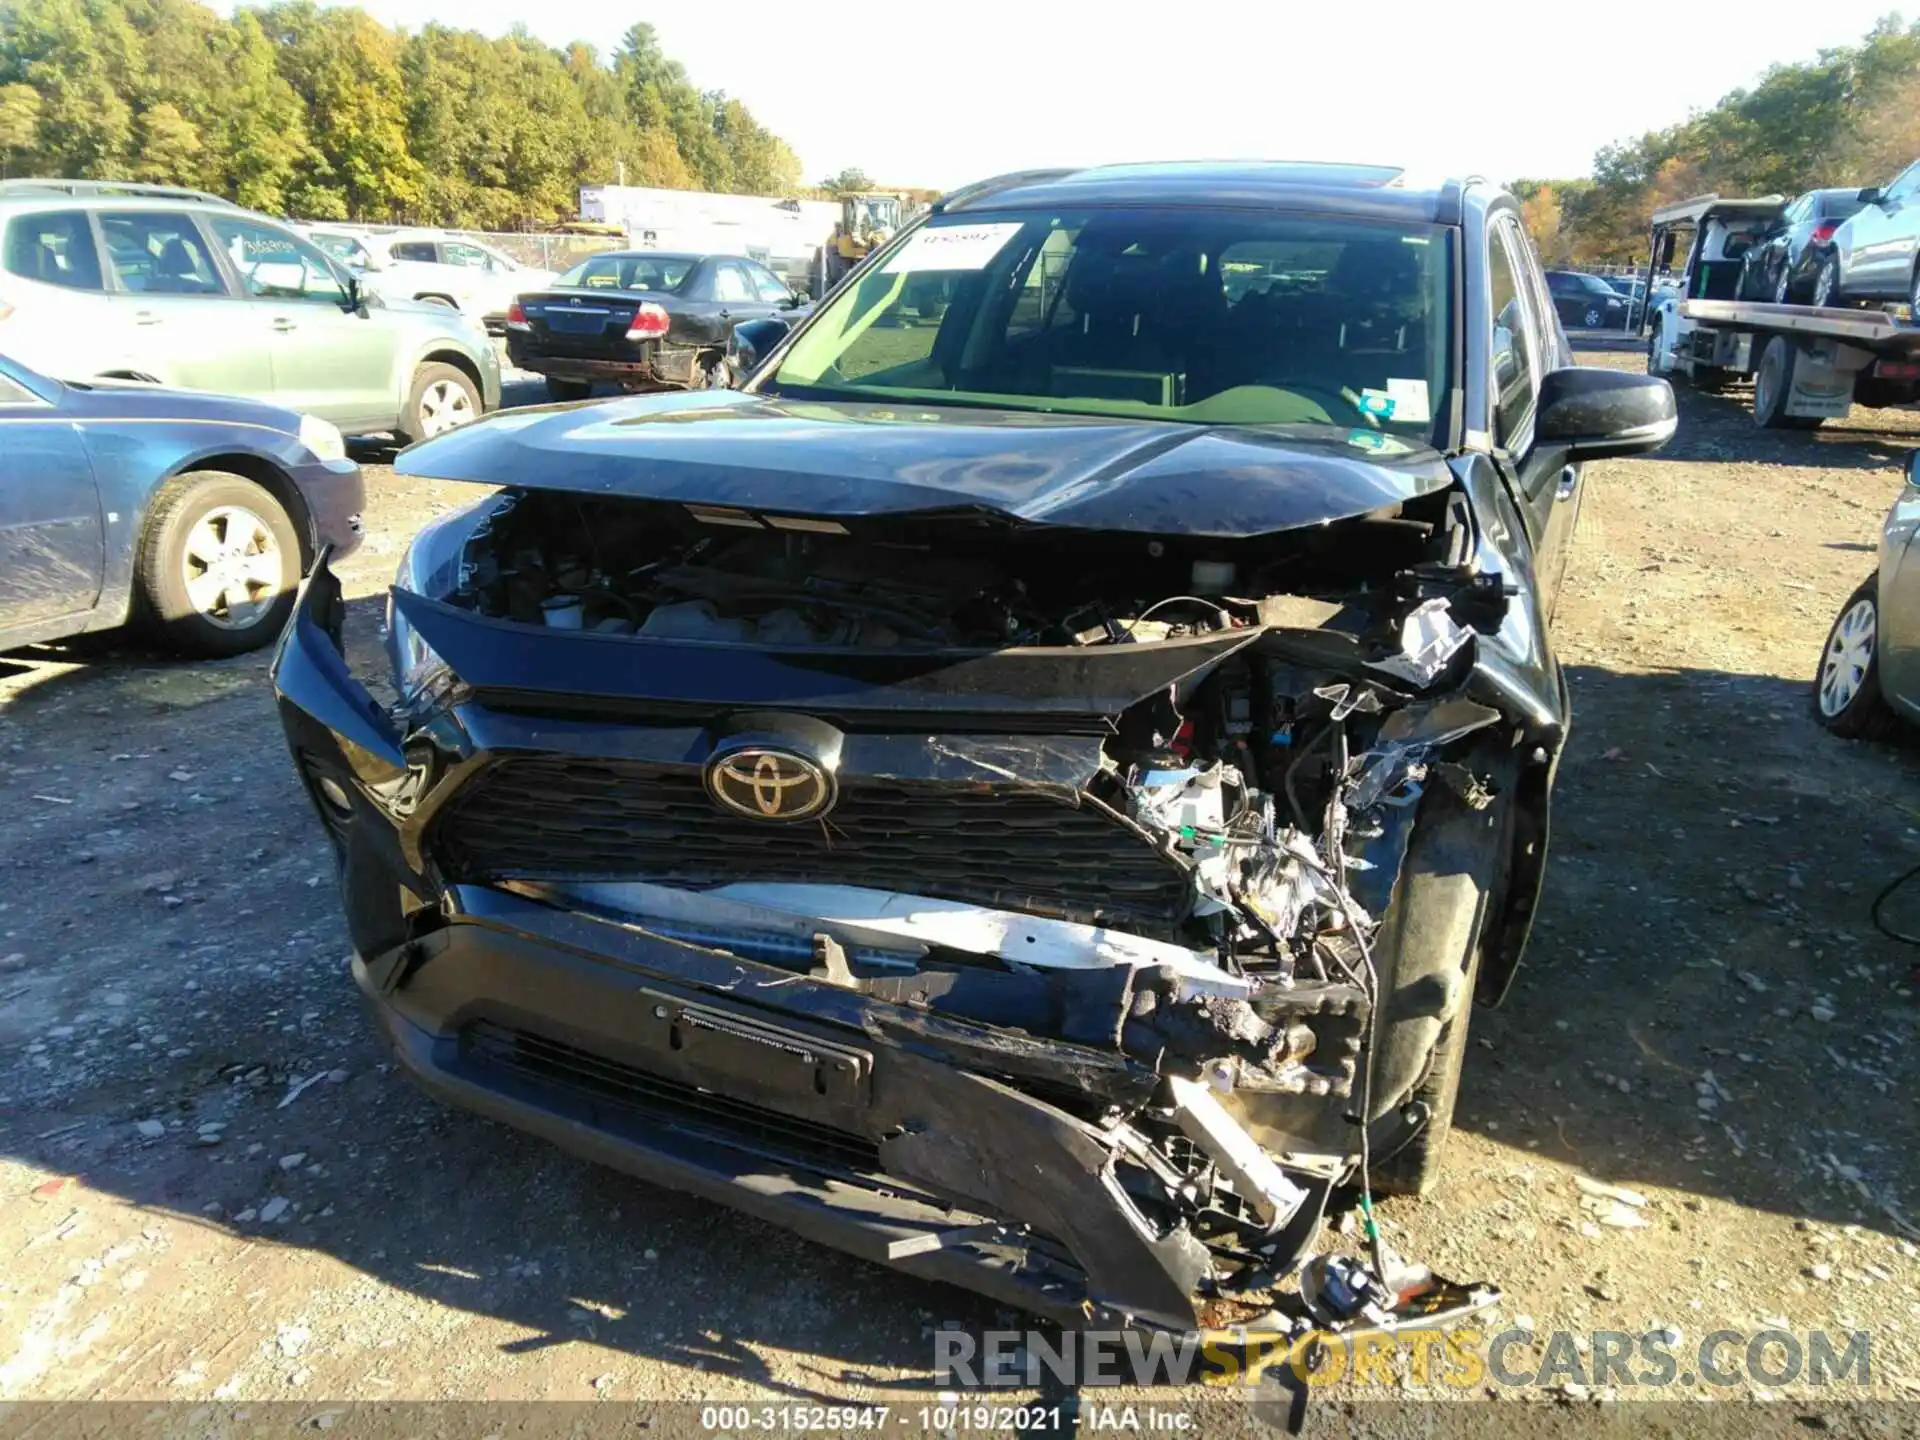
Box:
[3, 347, 1919, 1424]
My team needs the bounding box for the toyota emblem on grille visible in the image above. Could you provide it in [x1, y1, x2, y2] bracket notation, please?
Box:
[704, 747, 834, 822]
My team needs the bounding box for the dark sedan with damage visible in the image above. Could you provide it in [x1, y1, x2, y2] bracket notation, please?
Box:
[505, 250, 809, 401]
[274, 163, 1675, 1336]
[2, 351, 362, 656]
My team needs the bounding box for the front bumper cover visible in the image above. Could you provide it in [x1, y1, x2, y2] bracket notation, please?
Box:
[271, 557, 1323, 1331]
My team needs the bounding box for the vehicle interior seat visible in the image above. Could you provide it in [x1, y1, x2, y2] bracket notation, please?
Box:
[150, 237, 215, 295]
[1247, 240, 1428, 404]
[1048, 246, 1195, 402]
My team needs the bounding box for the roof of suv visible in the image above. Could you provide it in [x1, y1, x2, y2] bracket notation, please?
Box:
[937, 161, 1481, 225]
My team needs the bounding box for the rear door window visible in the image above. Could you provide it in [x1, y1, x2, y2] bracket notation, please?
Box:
[749, 264, 793, 304]
[712, 263, 755, 303]
[100, 212, 226, 295]
[390, 240, 438, 262]
[3, 211, 104, 291]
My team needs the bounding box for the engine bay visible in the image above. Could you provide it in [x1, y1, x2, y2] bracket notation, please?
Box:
[435, 488, 1453, 649]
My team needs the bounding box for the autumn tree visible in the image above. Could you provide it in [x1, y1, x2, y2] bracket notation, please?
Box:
[0, 0, 813, 226]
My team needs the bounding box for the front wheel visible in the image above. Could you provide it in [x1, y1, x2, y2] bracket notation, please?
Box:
[1367, 777, 1513, 1197]
[1815, 577, 1902, 740]
[397, 362, 481, 445]
[1646, 317, 1665, 375]
[135, 471, 301, 656]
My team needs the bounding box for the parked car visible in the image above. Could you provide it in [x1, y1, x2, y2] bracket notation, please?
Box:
[504, 250, 808, 400]
[1814, 160, 1920, 307]
[273, 161, 1674, 1333]
[1816, 449, 1920, 739]
[0, 180, 501, 443]
[1544, 269, 1630, 329]
[0, 351, 362, 656]
[301, 225, 556, 330]
[1739, 188, 1866, 304]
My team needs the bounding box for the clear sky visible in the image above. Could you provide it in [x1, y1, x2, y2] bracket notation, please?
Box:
[317, 0, 1907, 189]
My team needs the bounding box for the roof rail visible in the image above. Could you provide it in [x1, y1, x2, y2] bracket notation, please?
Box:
[0, 178, 242, 208]
[932, 169, 1079, 214]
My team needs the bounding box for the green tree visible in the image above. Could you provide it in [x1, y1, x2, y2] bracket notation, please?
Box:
[130, 100, 200, 182]
[0, 84, 43, 176]
[256, 2, 422, 220]
[819, 167, 874, 194]
[0, 0, 811, 221]
[0, 0, 136, 175]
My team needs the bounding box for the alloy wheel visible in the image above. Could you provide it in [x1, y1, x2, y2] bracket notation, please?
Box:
[180, 505, 284, 630]
[1818, 597, 1877, 717]
[1774, 264, 1791, 303]
[417, 379, 476, 438]
[1814, 260, 1837, 307]
[1583, 305, 1602, 328]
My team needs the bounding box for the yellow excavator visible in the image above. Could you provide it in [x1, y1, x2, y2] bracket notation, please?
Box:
[819, 191, 910, 291]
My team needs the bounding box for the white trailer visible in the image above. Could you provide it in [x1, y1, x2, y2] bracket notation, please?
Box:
[1641, 193, 1920, 428]
[578, 185, 840, 289]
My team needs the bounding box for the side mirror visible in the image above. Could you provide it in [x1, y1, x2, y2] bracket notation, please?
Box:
[728, 316, 792, 381]
[1860, 186, 1884, 205]
[1535, 367, 1676, 459]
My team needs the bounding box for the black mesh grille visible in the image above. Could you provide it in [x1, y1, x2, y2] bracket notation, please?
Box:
[432, 756, 1188, 931]
[459, 1021, 882, 1173]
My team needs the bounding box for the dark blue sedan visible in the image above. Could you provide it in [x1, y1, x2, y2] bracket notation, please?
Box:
[0, 353, 363, 656]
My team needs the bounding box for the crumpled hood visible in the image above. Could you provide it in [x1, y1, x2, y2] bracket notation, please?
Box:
[395, 389, 1452, 538]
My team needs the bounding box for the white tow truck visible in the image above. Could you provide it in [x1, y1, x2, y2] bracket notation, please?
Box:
[1643, 192, 1920, 429]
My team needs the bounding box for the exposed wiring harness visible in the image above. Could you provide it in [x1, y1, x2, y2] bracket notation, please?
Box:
[1872, 859, 1920, 947]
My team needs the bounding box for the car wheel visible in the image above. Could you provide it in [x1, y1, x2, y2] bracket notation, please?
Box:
[1753, 334, 1823, 429]
[1773, 261, 1794, 304]
[1815, 577, 1902, 740]
[1368, 776, 1513, 1197]
[1907, 264, 1920, 321]
[1813, 254, 1841, 307]
[398, 362, 481, 445]
[1646, 317, 1664, 375]
[1582, 304, 1603, 328]
[135, 471, 301, 657]
[416, 294, 457, 310]
[544, 377, 593, 402]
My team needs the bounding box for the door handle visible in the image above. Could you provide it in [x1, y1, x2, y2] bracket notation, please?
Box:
[133, 311, 162, 327]
[1556, 465, 1578, 501]
[717, 309, 731, 321]
[272, 317, 298, 333]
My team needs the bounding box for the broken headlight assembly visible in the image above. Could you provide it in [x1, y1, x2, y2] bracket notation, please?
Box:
[385, 497, 501, 713]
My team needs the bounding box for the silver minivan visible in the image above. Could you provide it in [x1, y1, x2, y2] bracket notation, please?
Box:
[0, 181, 501, 441]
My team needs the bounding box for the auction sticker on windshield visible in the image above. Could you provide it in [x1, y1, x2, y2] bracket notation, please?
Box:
[882, 223, 1024, 274]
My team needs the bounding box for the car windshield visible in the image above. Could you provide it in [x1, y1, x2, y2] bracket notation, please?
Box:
[768, 209, 1454, 440]
[558, 254, 693, 292]
[310, 233, 369, 268]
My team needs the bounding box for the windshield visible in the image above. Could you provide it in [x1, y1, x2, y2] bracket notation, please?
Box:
[557, 254, 693, 292]
[309, 233, 370, 269]
[768, 209, 1454, 440]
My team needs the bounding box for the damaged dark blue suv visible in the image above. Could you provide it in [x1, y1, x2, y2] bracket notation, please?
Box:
[272, 162, 1675, 1336]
